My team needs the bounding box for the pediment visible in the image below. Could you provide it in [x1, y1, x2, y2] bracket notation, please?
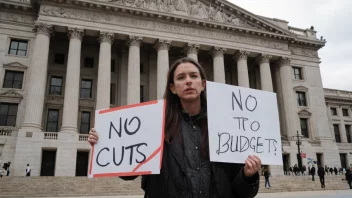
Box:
[298, 109, 311, 117]
[0, 89, 23, 99]
[294, 86, 308, 91]
[3, 62, 28, 70]
[96, 0, 293, 36]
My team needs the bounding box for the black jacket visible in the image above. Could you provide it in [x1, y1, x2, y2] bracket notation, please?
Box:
[122, 112, 259, 198]
[318, 167, 325, 177]
[310, 167, 316, 175]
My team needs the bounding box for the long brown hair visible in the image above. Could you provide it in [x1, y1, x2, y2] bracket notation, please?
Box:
[163, 57, 208, 156]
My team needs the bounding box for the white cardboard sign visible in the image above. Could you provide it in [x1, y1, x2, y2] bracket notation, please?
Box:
[88, 100, 165, 178]
[206, 81, 283, 165]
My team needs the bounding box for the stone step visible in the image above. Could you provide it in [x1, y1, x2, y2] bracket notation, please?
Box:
[0, 176, 350, 197]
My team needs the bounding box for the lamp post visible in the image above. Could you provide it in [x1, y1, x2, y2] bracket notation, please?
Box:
[292, 130, 303, 170]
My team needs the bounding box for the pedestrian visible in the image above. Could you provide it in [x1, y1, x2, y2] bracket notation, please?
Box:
[88, 57, 262, 197]
[311, 165, 316, 181]
[289, 166, 293, 176]
[333, 167, 338, 175]
[308, 165, 311, 175]
[264, 168, 271, 189]
[325, 166, 329, 175]
[0, 164, 5, 178]
[26, 164, 31, 177]
[302, 165, 306, 176]
[329, 167, 333, 175]
[346, 169, 352, 189]
[318, 165, 325, 188]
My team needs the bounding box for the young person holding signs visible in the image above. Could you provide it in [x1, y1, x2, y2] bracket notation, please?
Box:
[88, 57, 261, 197]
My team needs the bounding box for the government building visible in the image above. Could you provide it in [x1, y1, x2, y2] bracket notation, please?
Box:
[0, 0, 351, 177]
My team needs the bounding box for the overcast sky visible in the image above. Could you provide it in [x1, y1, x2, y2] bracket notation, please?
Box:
[230, 0, 352, 91]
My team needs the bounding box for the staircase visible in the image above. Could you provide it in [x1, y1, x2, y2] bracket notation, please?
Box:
[0, 175, 350, 197]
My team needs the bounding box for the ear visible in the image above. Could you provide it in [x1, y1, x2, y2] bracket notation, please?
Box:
[170, 84, 176, 94]
[201, 80, 206, 91]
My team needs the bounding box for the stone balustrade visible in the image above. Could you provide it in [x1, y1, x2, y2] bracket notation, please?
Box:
[79, 134, 89, 142]
[44, 132, 58, 140]
[0, 129, 12, 136]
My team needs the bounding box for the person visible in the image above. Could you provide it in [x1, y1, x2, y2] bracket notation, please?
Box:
[346, 169, 352, 189]
[264, 168, 271, 189]
[318, 165, 325, 188]
[0, 164, 5, 178]
[329, 167, 333, 175]
[302, 165, 306, 176]
[325, 166, 329, 175]
[289, 166, 293, 176]
[333, 167, 338, 175]
[310, 165, 316, 181]
[308, 165, 311, 175]
[26, 164, 31, 177]
[88, 57, 261, 197]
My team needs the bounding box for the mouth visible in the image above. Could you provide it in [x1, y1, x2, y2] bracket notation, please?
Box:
[184, 88, 195, 92]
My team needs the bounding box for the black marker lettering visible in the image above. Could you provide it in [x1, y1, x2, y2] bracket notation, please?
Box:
[256, 137, 264, 153]
[96, 147, 110, 167]
[109, 118, 122, 139]
[245, 95, 258, 112]
[249, 137, 256, 152]
[124, 116, 141, 135]
[233, 117, 249, 131]
[230, 135, 239, 152]
[217, 132, 230, 155]
[250, 121, 260, 132]
[232, 90, 243, 111]
[113, 146, 124, 166]
[265, 139, 276, 153]
[135, 143, 148, 163]
[240, 136, 249, 152]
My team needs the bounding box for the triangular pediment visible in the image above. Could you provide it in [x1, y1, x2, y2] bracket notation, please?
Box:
[3, 62, 28, 69]
[298, 109, 312, 117]
[0, 89, 23, 99]
[98, 0, 293, 36]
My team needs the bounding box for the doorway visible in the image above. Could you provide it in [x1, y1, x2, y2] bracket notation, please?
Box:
[316, 153, 323, 167]
[75, 151, 89, 176]
[40, 150, 56, 176]
[340, 153, 347, 169]
[282, 154, 290, 175]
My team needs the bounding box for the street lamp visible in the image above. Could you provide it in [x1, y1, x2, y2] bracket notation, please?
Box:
[291, 130, 303, 170]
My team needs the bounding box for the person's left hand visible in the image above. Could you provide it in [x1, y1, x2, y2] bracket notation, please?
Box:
[244, 155, 262, 177]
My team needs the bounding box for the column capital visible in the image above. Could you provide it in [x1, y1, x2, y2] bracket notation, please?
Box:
[184, 43, 200, 54]
[278, 57, 291, 66]
[154, 39, 171, 51]
[33, 22, 53, 37]
[127, 35, 143, 47]
[234, 50, 250, 61]
[211, 46, 226, 58]
[67, 27, 84, 40]
[99, 32, 115, 44]
[256, 54, 272, 64]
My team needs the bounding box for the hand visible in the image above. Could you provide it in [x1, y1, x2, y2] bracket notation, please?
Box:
[244, 155, 262, 177]
[88, 128, 99, 145]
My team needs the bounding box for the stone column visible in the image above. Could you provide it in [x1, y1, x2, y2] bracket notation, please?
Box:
[185, 43, 200, 62]
[127, 35, 142, 105]
[234, 50, 250, 88]
[21, 22, 52, 131]
[155, 39, 171, 99]
[256, 54, 273, 92]
[339, 107, 348, 143]
[96, 32, 115, 110]
[60, 28, 84, 133]
[278, 58, 298, 138]
[211, 47, 226, 83]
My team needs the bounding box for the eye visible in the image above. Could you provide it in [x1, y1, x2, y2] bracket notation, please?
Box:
[191, 74, 198, 78]
[177, 76, 184, 80]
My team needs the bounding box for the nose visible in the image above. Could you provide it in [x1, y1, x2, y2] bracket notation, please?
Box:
[185, 75, 192, 85]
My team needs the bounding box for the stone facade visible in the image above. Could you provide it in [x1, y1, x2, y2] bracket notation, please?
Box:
[0, 0, 349, 177]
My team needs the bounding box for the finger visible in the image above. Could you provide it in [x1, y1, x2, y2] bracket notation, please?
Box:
[245, 158, 254, 171]
[250, 155, 262, 170]
[247, 158, 258, 172]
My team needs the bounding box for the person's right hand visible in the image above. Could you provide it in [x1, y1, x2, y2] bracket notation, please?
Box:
[88, 128, 99, 145]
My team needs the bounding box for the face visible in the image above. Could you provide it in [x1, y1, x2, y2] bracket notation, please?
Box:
[170, 62, 205, 102]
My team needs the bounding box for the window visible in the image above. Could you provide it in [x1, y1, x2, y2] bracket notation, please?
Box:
[49, 76, 63, 95]
[292, 67, 303, 80]
[46, 109, 59, 132]
[296, 92, 307, 106]
[0, 103, 18, 126]
[110, 83, 116, 105]
[333, 124, 341, 143]
[111, 60, 115, 73]
[80, 111, 91, 134]
[300, 118, 309, 138]
[331, 108, 337, 116]
[8, 39, 28, 56]
[80, 79, 92, 98]
[3, 70, 24, 89]
[84, 57, 94, 68]
[140, 63, 144, 74]
[342, 109, 349, 117]
[346, 125, 351, 143]
[140, 85, 144, 103]
[54, 53, 65, 64]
